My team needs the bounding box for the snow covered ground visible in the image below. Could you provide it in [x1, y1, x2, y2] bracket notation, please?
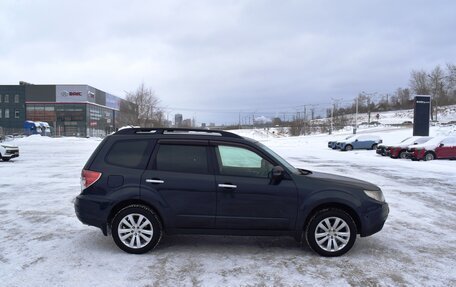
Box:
[0, 126, 455, 287]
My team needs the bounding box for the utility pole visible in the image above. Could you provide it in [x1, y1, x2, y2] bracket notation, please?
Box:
[330, 104, 334, 135]
[354, 95, 359, 134]
[361, 91, 377, 125]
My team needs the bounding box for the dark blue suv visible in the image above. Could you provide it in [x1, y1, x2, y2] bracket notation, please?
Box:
[75, 128, 389, 257]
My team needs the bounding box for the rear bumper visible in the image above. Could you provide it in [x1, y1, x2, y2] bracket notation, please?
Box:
[74, 194, 111, 235]
[360, 202, 389, 237]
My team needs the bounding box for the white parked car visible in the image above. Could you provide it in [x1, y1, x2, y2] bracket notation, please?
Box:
[0, 143, 19, 161]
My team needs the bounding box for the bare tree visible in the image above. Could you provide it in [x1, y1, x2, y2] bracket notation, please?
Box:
[409, 70, 430, 95]
[445, 63, 456, 104]
[125, 83, 163, 127]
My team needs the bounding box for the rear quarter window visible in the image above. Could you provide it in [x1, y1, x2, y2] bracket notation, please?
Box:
[105, 139, 151, 169]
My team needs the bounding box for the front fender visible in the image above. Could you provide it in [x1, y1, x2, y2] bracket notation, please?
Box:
[295, 189, 363, 232]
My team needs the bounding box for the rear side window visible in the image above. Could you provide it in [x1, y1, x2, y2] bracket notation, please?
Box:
[155, 145, 208, 174]
[106, 140, 150, 169]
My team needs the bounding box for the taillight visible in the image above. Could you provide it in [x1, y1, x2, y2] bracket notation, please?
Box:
[81, 169, 102, 190]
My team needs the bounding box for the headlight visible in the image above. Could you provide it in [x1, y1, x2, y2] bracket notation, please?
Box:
[364, 190, 385, 202]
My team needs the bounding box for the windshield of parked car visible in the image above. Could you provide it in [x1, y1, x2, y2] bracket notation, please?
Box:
[399, 136, 412, 143]
[256, 142, 300, 175]
[415, 137, 432, 144]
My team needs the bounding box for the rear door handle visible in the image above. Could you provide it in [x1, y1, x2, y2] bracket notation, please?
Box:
[146, 179, 165, 184]
[218, 183, 237, 189]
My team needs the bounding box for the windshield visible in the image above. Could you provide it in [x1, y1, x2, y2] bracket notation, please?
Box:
[400, 136, 412, 143]
[415, 137, 432, 144]
[256, 142, 300, 175]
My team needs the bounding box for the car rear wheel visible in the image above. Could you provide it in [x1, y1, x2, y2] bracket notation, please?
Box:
[306, 208, 357, 257]
[112, 205, 162, 254]
[424, 152, 435, 161]
[345, 145, 353, 151]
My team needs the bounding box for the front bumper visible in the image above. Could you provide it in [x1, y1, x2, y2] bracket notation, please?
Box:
[406, 149, 425, 160]
[360, 202, 389, 237]
[3, 149, 19, 158]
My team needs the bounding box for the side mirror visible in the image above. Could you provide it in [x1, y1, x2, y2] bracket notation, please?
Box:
[439, 143, 444, 147]
[270, 166, 284, 185]
[355, 139, 358, 142]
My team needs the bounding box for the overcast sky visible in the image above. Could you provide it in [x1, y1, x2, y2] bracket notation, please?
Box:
[1, 0, 455, 124]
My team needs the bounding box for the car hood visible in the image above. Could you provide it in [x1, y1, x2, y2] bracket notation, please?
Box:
[297, 169, 379, 191]
[1, 144, 18, 148]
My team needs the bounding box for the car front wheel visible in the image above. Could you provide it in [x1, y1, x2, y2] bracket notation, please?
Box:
[345, 145, 353, 151]
[424, 152, 435, 161]
[306, 208, 357, 257]
[111, 205, 162, 254]
[399, 151, 408, 159]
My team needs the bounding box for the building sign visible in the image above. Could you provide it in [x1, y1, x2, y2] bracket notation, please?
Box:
[56, 85, 89, 103]
[413, 95, 431, 136]
[106, 93, 120, 111]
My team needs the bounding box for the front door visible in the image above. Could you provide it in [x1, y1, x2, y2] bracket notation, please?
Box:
[435, 137, 456, 159]
[212, 143, 298, 230]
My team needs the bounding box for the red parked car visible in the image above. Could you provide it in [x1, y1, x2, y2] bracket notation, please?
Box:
[388, 136, 432, 159]
[407, 136, 456, 161]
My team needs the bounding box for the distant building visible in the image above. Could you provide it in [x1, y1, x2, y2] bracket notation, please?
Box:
[182, 118, 192, 127]
[0, 82, 135, 137]
[174, 113, 183, 127]
[201, 123, 206, 128]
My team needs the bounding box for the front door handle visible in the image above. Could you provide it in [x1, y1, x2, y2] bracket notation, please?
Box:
[218, 183, 237, 189]
[146, 179, 165, 184]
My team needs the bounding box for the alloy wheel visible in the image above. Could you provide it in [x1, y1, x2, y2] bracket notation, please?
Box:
[117, 213, 154, 249]
[314, 217, 350, 252]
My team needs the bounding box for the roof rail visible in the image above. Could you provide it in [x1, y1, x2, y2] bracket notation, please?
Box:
[114, 127, 243, 138]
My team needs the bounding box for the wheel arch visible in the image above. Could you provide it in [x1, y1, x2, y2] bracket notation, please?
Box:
[108, 199, 165, 231]
[424, 150, 436, 160]
[301, 202, 362, 237]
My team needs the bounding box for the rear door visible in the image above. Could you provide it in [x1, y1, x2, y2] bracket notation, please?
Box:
[141, 140, 216, 229]
[211, 142, 298, 230]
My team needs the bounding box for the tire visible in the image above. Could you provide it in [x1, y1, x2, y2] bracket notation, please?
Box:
[399, 151, 407, 159]
[345, 145, 353, 151]
[424, 152, 435, 161]
[111, 205, 162, 254]
[306, 208, 357, 257]
[2, 157, 10, 162]
[371, 144, 377, 150]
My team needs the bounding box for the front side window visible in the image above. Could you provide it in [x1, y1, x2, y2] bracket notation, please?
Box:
[216, 145, 274, 177]
[155, 144, 208, 174]
[105, 140, 150, 169]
